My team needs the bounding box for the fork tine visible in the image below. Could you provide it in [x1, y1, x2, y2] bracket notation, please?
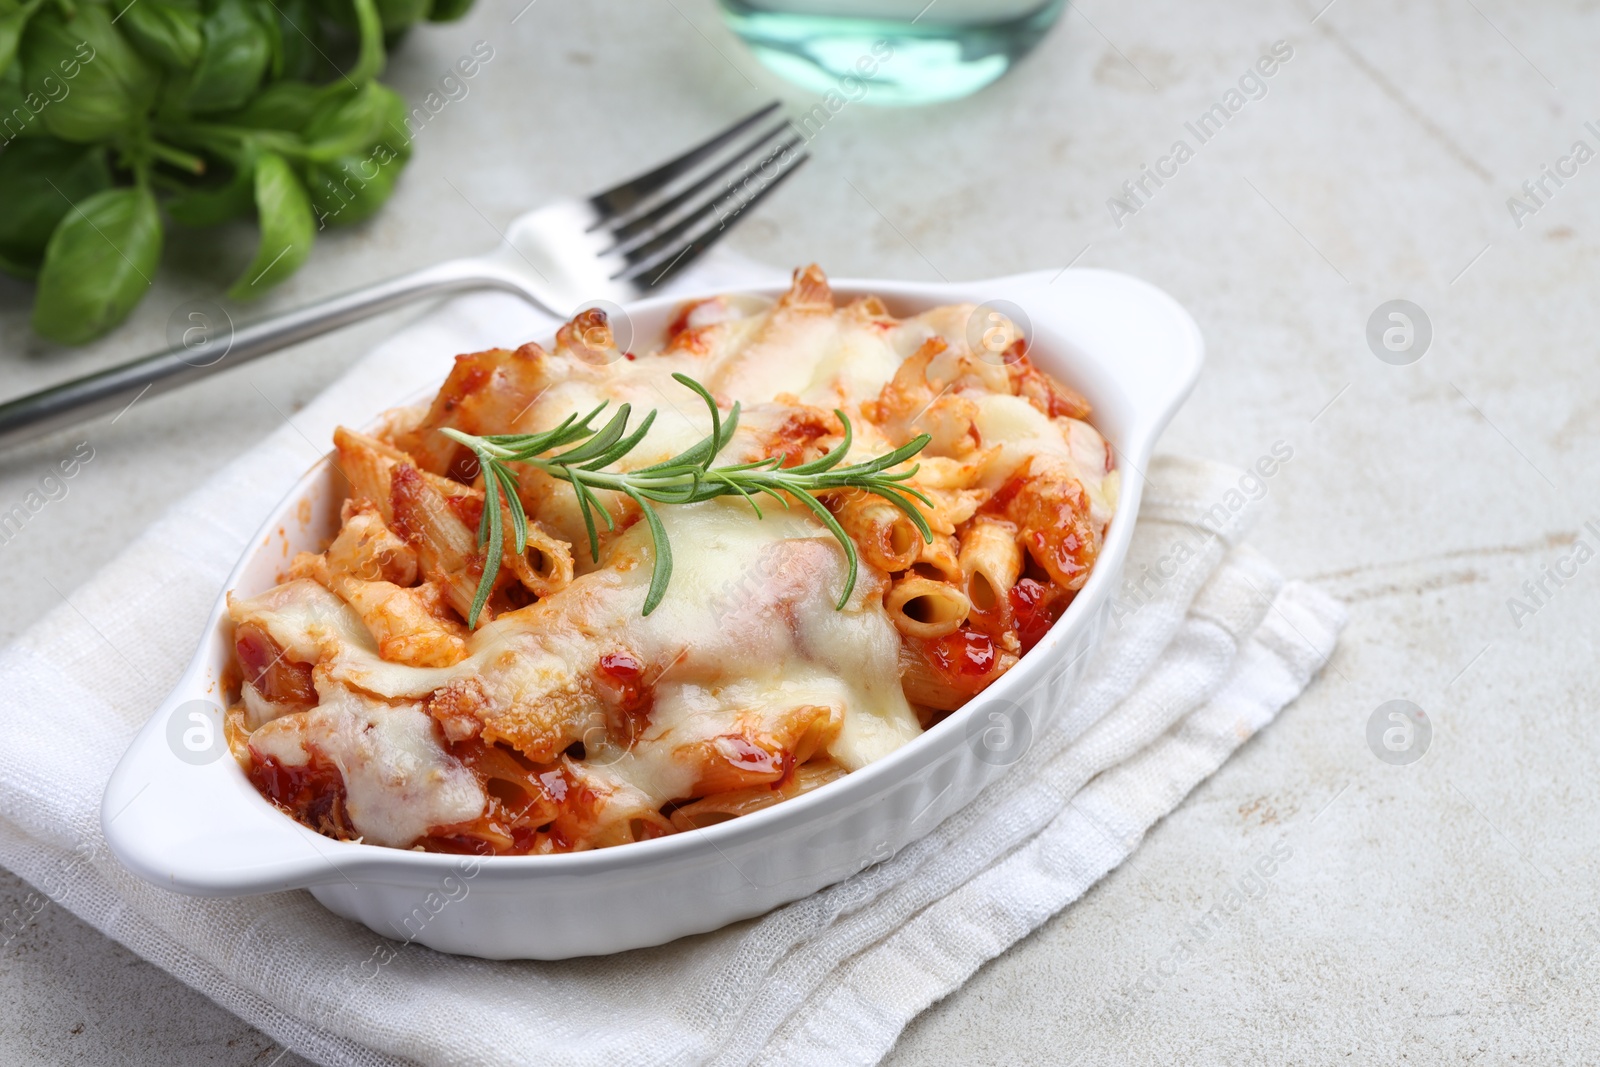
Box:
[613, 132, 806, 266]
[617, 148, 810, 289]
[589, 102, 783, 220]
[600, 118, 795, 247]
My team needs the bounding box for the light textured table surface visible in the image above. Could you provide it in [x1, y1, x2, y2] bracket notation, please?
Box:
[2, 0, 1595, 1063]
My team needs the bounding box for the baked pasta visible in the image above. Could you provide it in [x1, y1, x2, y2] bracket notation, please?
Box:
[226, 266, 1117, 855]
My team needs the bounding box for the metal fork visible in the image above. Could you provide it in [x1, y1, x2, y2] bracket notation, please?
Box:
[0, 102, 807, 450]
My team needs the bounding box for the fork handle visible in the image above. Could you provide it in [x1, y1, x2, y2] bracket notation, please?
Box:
[0, 258, 530, 451]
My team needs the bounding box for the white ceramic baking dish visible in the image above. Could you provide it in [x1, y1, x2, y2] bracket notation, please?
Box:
[101, 269, 1202, 960]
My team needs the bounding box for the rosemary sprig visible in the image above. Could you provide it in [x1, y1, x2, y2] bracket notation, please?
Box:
[442, 373, 934, 625]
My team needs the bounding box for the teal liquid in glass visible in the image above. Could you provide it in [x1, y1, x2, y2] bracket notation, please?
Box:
[719, 0, 1066, 106]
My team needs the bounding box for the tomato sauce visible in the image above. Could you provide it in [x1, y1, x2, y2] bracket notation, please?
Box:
[597, 650, 653, 744]
[447, 492, 484, 531]
[928, 629, 998, 681]
[249, 753, 352, 838]
[1009, 577, 1069, 655]
[234, 622, 316, 707]
[763, 409, 836, 467]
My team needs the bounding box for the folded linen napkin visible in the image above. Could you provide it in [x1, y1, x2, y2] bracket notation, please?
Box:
[0, 253, 1345, 1067]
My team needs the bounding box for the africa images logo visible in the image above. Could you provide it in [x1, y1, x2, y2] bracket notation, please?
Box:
[1107, 41, 1295, 228]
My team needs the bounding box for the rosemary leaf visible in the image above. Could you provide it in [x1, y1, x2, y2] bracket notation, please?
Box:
[624, 489, 674, 616]
[441, 375, 932, 621]
[470, 451, 503, 628]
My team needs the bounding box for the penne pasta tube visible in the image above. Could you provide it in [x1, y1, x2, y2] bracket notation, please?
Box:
[681, 704, 843, 797]
[336, 426, 485, 521]
[556, 758, 675, 849]
[897, 632, 1016, 718]
[886, 576, 971, 639]
[911, 533, 963, 584]
[669, 762, 846, 832]
[997, 456, 1100, 591]
[391, 345, 551, 475]
[502, 515, 575, 599]
[389, 463, 484, 624]
[334, 426, 410, 519]
[898, 637, 969, 713]
[418, 739, 561, 854]
[332, 576, 471, 668]
[831, 490, 922, 573]
[326, 500, 419, 586]
[958, 516, 1022, 618]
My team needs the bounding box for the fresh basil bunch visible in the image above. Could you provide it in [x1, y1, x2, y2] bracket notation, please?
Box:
[0, 0, 474, 344]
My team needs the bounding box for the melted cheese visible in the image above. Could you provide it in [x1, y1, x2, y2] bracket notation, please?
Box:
[483, 500, 920, 802]
[231, 580, 460, 699]
[248, 684, 485, 848]
[308, 685, 484, 847]
[232, 497, 921, 837]
[229, 275, 1112, 851]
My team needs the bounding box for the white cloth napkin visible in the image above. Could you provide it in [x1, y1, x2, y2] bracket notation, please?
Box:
[0, 252, 1345, 1067]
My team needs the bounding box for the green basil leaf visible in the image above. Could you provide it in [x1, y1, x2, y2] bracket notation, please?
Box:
[310, 0, 419, 35]
[0, 62, 46, 142]
[426, 0, 474, 22]
[304, 139, 404, 225]
[254, 0, 320, 82]
[33, 185, 163, 344]
[0, 0, 45, 82]
[344, 0, 385, 85]
[119, 0, 205, 71]
[251, 0, 284, 79]
[0, 138, 111, 276]
[380, 79, 412, 163]
[300, 80, 401, 161]
[306, 0, 354, 26]
[165, 146, 258, 226]
[374, 0, 428, 32]
[218, 78, 329, 131]
[22, 5, 159, 143]
[228, 151, 313, 298]
[183, 0, 271, 114]
[302, 78, 409, 222]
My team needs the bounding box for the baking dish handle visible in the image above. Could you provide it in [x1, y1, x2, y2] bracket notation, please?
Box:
[102, 692, 356, 896]
[1006, 267, 1206, 467]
